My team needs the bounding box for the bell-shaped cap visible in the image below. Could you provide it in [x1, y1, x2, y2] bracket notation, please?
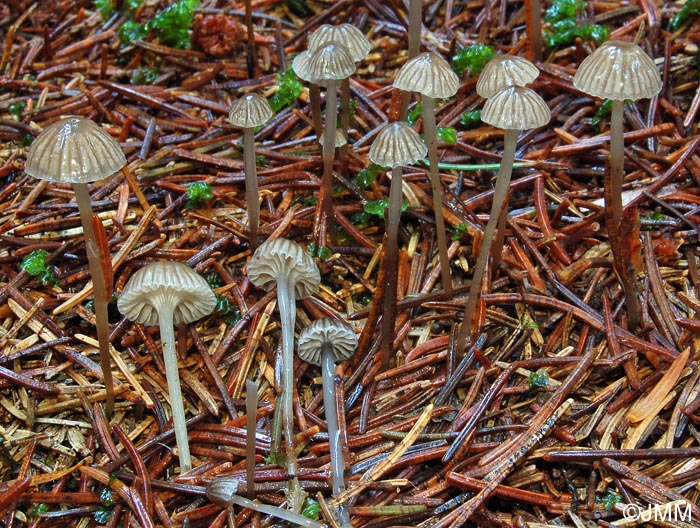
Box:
[118, 261, 217, 326]
[229, 94, 273, 129]
[308, 23, 371, 62]
[369, 122, 427, 168]
[25, 116, 126, 184]
[206, 476, 240, 508]
[318, 130, 347, 148]
[476, 55, 540, 98]
[482, 86, 551, 131]
[292, 50, 323, 85]
[248, 238, 320, 299]
[297, 317, 357, 366]
[305, 41, 356, 81]
[573, 40, 661, 101]
[394, 52, 460, 99]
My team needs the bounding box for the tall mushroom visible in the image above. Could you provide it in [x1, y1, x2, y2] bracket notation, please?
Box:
[393, 52, 460, 295]
[247, 238, 320, 511]
[25, 116, 126, 416]
[298, 318, 357, 525]
[229, 93, 273, 250]
[573, 40, 661, 328]
[118, 261, 216, 472]
[457, 86, 550, 352]
[369, 122, 427, 366]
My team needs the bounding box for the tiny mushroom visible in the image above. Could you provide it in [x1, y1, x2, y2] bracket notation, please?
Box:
[25, 116, 126, 416]
[368, 122, 427, 366]
[394, 52, 460, 295]
[298, 318, 357, 524]
[476, 55, 540, 98]
[229, 93, 273, 250]
[292, 50, 324, 135]
[247, 238, 320, 510]
[118, 261, 216, 472]
[458, 86, 550, 352]
[573, 39, 661, 328]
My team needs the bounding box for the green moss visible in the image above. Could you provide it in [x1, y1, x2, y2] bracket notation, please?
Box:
[459, 110, 481, 128]
[9, 100, 25, 120]
[364, 198, 408, 218]
[451, 222, 469, 241]
[269, 66, 304, 112]
[437, 127, 457, 144]
[301, 498, 321, 520]
[352, 164, 382, 189]
[670, 0, 700, 31]
[185, 181, 214, 208]
[94, 0, 115, 19]
[119, 19, 148, 46]
[528, 369, 550, 389]
[591, 99, 613, 130]
[544, 0, 609, 48]
[600, 490, 622, 511]
[452, 44, 495, 77]
[20, 250, 59, 286]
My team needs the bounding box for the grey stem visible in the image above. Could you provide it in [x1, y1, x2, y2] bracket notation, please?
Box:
[458, 128, 519, 353]
[73, 182, 115, 416]
[228, 494, 326, 528]
[276, 275, 298, 474]
[243, 127, 260, 250]
[158, 303, 192, 472]
[423, 96, 453, 296]
[246, 379, 258, 499]
[400, 0, 422, 120]
[320, 79, 338, 247]
[310, 84, 323, 137]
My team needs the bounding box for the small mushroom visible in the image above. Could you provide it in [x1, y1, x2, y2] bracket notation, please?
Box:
[369, 122, 427, 366]
[394, 52, 460, 295]
[298, 318, 357, 524]
[118, 261, 216, 472]
[229, 94, 273, 250]
[292, 50, 324, 136]
[25, 116, 126, 416]
[476, 55, 540, 98]
[458, 86, 550, 352]
[247, 238, 320, 510]
[573, 39, 661, 328]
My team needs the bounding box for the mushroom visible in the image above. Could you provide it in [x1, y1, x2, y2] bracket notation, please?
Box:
[229, 93, 273, 250]
[457, 86, 550, 352]
[476, 55, 540, 98]
[298, 318, 357, 523]
[25, 116, 126, 416]
[573, 39, 661, 328]
[206, 477, 326, 528]
[368, 122, 427, 366]
[118, 261, 216, 472]
[292, 50, 324, 136]
[393, 52, 460, 295]
[247, 238, 320, 510]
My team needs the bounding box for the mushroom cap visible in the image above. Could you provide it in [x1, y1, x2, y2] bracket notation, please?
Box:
[25, 116, 126, 184]
[369, 121, 427, 168]
[206, 476, 240, 507]
[573, 40, 661, 101]
[305, 41, 356, 81]
[297, 317, 358, 366]
[228, 93, 273, 129]
[118, 261, 217, 326]
[476, 55, 540, 98]
[308, 23, 371, 62]
[248, 238, 320, 299]
[318, 130, 348, 148]
[393, 52, 460, 99]
[292, 50, 323, 85]
[481, 86, 551, 131]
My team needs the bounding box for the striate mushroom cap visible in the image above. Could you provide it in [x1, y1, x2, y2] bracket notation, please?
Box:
[306, 41, 356, 81]
[476, 55, 540, 98]
[206, 476, 240, 508]
[394, 52, 460, 99]
[228, 94, 273, 129]
[482, 86, 551, 131]
[318, 130, 348, 148]
[573, 40, 661, 101]
[118, 261, 216, 326]
[369, 121, 427, 168]
[25, 116, 126, 184]
[292, 50, 323, 85]
[297, 317, 358, 366]
[308, 23, 371, 63]
[248, 238, 320, 299]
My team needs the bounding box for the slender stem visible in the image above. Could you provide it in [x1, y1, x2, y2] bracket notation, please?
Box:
[73, 182, 114, 416]
[246, 379, 258, 499]
[400, 0, 422, 120]
[310, 84, 323, 137]
[458, 129, 519, 353]
[423, 96, 453, 296]
[244, 0, 257, 78]
[320, 79, 338, 247]
[525, 0, 542, 62]
[243, 127, 260, 250]
[381, 166, 404, 367]
[491, 197, 509, 273]
[228, 494, 325, 528]
[158, 303, 191, 472]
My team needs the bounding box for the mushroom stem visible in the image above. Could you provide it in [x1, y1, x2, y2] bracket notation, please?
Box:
[381, 166, 404, 367]
[246, 379, 258, 499]
[400, 0, 422, 120]
[422, 96, 453, 296]
[158, 303, 192, 472]
[310, 84, 323, 136]
[243, 127, 260, 250]
[73, 182, 115, 416]
[319, 79, 339, 247]
[458, 129, 519, 351]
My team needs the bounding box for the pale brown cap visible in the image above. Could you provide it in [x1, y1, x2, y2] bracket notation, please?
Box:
[298, 318, 357, 366]
[25, 116, 126, 183]
[476, 55, 540, 98]
[369, 122, 427, 168]
[482, 86, 551, 130]
[573, 40, 661, 101]
[118, 261, 217, 326]
[292, 50, 319, 84]
[228, 94, 273, 129]
[248, 238, 320, 299]
[306, 41, 356, 81]
[308, 24, 371, 63]
[393, 52, 460, 99]
[318, 130, 347, 148]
